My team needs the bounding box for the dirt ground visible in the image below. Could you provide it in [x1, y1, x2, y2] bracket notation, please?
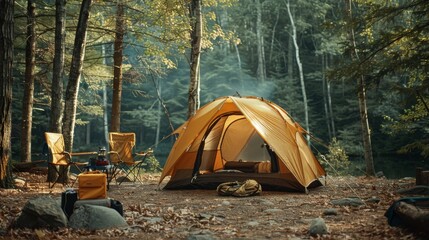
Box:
[0, 172, 423, 239]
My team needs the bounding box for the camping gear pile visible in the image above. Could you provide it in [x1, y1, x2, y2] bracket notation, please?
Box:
[159, 96, 326, 192]
[60, 171, 123, 219]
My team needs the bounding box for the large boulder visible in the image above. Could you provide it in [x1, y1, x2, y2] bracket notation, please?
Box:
[13, 196, 67, 228]
[68, 204, 128, 230]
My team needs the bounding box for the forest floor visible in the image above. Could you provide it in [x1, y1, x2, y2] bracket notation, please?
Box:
[0, 172, 424, 239]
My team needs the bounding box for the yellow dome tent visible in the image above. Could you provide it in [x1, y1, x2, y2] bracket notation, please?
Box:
[159, 96, 326, 192]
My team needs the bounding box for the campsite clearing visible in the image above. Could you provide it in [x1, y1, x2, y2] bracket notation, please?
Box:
[0, 172, 423, 239]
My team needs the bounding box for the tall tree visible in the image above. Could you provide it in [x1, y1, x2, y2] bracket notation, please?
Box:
[286, 0, 310, 137]
[49, 0, 66, 133]
[20, 0, 36, 163]
[63, 0, 92, 151]
[188, 0, 202, 118]
[110, 0, 125, 132]
[347, 0, 429, 157]
[0, 0, 14, 188]
[345, 0, 375, 176]
[255, 0, 266, 82]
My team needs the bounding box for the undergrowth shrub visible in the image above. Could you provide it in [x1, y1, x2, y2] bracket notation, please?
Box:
[318, 138, 351, 176]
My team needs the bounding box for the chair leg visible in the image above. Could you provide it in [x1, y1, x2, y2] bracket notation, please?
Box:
[48, 165, 70, 188]
[108, 165, 120, 186]
[121, 163, 144, 185]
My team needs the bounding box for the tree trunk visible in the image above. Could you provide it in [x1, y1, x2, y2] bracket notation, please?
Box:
[98, 15, 108, 145]
[63, 0, 92, 152]
[322, 54, 332, 139]
[103, 84, 109, 141]
[255, 0, 266, 82]
[345, 0, 375, 176]
[234, 43, 244, 90]
[286, 0, 310, 139]
[49, 0, 66, 133]
[188, 0, 202, 118]
[21, 0, 36, 163]
[323, 54, 336, 139]
[110, 0, 125, 132]
[0, 0, 15, 188]
[327, 58, 336, 138]
[155, 80, 161, 146]
[269, 8, 279, 63]
[86, 122, 90, 145]
[287, 36, 293, 80]
[48, 0, 66, 183]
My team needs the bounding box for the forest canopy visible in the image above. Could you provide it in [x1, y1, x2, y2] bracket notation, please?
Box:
[6, 0, 429, 176]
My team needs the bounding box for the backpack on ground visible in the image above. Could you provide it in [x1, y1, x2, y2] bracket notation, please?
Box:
[217, 179, 262, 197]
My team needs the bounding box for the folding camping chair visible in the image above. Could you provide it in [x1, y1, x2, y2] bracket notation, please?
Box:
[108, 132, 152, 185]
[44, 132, 97, 188]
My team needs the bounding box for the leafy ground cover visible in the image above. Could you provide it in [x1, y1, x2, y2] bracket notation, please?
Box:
[0, 172, 422, 239]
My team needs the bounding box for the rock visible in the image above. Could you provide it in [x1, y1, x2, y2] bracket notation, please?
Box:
[258, 199, 274, 205]
[221, 200, 231, 205]
[142, 217, 163, 224]
[69, 204, 128, 230]
[366, 196, 381, 204]
[376, 171, 385, 178]
[13, 196, 67, 229]
[331, 197, 364, 206]
[323, 208, 338, 216]
[396, 186, 429, 195]
[308, 217, 328, 237]
[247, 221, 259, 227]
[187, 230, 219, 240]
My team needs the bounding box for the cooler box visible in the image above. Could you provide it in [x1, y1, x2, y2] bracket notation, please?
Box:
[78, 171, 107, 199]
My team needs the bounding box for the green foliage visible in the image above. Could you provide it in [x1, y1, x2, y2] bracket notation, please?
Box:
[318, 138, 351, 176]
[10, 0, 428, 168]
[143, 155, 162, 173]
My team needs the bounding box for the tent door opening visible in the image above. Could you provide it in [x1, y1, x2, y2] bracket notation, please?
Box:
[193, 114, 279, 177]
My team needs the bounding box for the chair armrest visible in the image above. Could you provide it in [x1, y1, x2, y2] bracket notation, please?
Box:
[108, 151, 121, 163]
[59, 151, 72, 161]
[71, 151, 97, 156]
[136, 149, 153, 157]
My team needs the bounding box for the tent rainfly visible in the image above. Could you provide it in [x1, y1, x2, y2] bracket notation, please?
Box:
[159, 96, 326, 192]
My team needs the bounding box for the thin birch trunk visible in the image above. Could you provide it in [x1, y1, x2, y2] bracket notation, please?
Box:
[287, 36, 293, 81]
[21, 0, 36, 163]
[155, 80, 161, 146]
[327, 55, 336, 138]
[286, 0, 310, 139]
[269, 8, 279, 63]
[234, 43, 244, 90]
[102, 47, 109, 144]
[255, 0, 266, 82]
[322, 54, 332, 139]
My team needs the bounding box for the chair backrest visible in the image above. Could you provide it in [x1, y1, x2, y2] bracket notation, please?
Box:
[45, 132, 68, 165]
[109, 132, 136, 165]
